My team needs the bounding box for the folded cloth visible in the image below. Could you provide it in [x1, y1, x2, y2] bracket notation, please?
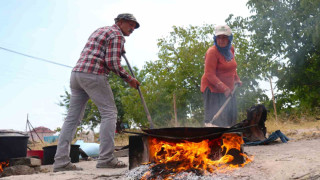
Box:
[244, 130, 289, 146]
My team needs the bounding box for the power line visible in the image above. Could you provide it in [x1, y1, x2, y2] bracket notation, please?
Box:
[0, 46, 73, 68]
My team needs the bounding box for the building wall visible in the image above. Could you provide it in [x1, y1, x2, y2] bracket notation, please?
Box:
[28, 132, 55, 142]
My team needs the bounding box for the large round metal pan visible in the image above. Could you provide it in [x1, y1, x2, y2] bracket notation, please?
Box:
[142, 127, 230, 138]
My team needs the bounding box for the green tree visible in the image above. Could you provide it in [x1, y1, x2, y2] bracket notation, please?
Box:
[129, 24, 269, 126]
[58, 65, 137, 130]
[226, 17, 272, 117]
[139, 25, 213, 127]
[59, 23, 281, 128]
[228, 0, 320, 112]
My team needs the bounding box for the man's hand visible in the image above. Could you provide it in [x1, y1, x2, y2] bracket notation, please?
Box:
[129, 78, 140, 89]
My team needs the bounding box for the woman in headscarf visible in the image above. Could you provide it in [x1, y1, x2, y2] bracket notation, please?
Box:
[201, 25, 242, 127]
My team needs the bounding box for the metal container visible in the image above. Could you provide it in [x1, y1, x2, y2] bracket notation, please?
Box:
[142, 127, 230, 139]
[0, 130, 29, 161]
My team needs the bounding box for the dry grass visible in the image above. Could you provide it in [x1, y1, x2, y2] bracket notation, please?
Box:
[114, 133, 130, 146]
[28, 141, 58, 151]
[265, 113, 320, 141]
[114, 129, 143, 146]
[115, 115, 320, 145]
[28, 129, 142, 150]
[29, 115, 320, 150]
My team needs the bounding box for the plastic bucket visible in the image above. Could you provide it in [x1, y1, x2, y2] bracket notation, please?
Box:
[27, 150, 44, 164]
[42, 145, 80, 165]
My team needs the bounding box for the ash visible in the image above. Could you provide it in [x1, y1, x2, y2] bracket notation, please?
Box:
[167, 172, 232, 180]
[125, 164, 150, 180]
[124, 164, 234, 180]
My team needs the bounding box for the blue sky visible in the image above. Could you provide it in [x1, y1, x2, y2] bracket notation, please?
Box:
[0, 0, 251, 131]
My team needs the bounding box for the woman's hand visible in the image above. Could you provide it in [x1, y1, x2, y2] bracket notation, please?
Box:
[235, 81, 242, 87]
[224, 88, 231, 97]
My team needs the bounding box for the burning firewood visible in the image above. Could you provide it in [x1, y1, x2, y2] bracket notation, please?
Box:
[0, 161, 9, 173]
[136, 133, 253, 180]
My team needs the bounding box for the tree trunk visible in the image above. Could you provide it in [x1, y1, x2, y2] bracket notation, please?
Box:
[173, 93, 178, 127]
[269, 77, 278, 122]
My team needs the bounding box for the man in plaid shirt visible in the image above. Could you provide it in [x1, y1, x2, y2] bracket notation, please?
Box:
[53, 13, 140, 172]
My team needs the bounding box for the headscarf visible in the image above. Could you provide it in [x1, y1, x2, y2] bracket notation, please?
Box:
[213, 34, 234, 61]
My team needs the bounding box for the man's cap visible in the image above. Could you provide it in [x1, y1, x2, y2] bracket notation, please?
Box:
[114, 13, 140, 29]
[215, 25, 232, 36]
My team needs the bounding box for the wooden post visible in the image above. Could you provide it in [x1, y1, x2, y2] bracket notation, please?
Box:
[26, 115, 44, 144]
[269, 77, 278, 122]
[26, 114, 35, 142]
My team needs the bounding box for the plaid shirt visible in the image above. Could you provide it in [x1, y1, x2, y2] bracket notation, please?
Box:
[73, 24, 132, 82]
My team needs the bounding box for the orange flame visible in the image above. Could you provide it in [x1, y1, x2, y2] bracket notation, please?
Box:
[0, 161, 9, 173]
[142, 133, 253, 179]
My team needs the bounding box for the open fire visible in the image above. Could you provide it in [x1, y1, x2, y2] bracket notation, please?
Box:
[140, 133, 253, 180]
[0, 161, 9, 173]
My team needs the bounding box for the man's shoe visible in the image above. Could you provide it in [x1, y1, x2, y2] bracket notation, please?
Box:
[96, 158, 127, 169]
[53, 163, 83, 172]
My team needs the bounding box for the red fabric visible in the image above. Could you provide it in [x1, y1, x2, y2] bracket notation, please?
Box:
[73, 24, 132, 83]
[200, 46, 240, 93]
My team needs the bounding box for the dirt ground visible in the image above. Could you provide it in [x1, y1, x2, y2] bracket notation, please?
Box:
[2, 128, 320, 180]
